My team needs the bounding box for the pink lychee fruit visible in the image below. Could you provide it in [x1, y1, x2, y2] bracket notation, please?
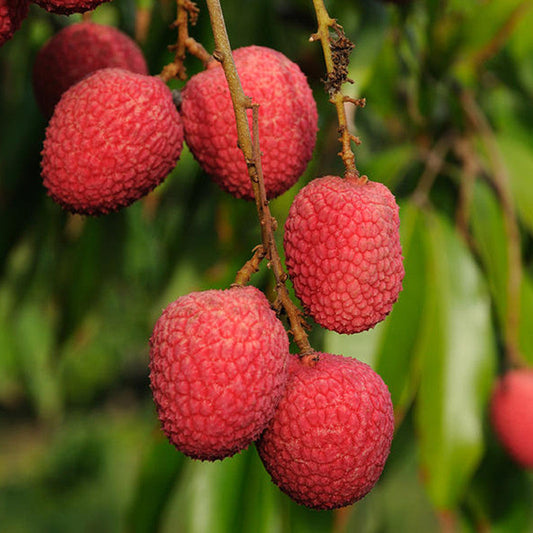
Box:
[180, 45, 318, 201]
[256, 352, 394, 510]
[283, 175, 404, 334]
[41, 68, 183, 215]
[32, 0, 109, 15]
[490, 368, 533, 469]
[33, 22, 148, 118]
[149, 286, 289, 461]
[0, 0, 28, 46]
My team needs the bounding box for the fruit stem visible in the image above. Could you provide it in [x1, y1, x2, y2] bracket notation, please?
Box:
[233, 245, 266, 286]
[310, 0, 365, 182]
[204, 0, 315, 358]
[160, 0, 212, 82]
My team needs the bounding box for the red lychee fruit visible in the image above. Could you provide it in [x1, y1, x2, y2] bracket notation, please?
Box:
[32, 0, 109, 15]
[490, 368, 533, 469]
[256, 352, 394, 510]
[180, 45, 318, 201]
[283, 175, 404, 334]
[149, 286, 289, 461]
[41, 68, 183, 215]
[33, 22, 148, 118]
[0, 0, 28, 46]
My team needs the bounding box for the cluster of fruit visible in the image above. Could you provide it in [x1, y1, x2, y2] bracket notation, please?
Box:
[25, 18, 404, 508]
[18, 8, 532, 509]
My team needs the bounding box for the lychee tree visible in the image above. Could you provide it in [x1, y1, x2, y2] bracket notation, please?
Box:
[1, 0, 533, 532]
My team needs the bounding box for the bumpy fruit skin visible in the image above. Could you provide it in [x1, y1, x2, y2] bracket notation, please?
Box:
[180, 45, 318, 200]
[41, 68, 183, 215]
[149, 286, 289, 461]
[32, 0, 109, 15]
[284, 175, 404, 334]
[257, 353, 394, 510]
[33, 22, 148, 118]
[0, 0, 28, 46]
[490, 369, 533, 469]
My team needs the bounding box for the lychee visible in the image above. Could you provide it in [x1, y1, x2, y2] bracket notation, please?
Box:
[256, 352, 394, 510]
[33, 22, 148, 118]
[180, 45, 318, 201]
[0, 0, 28, 46]
[149, 286, 289, 461]
[41, 68, 183, 215]
[490, 368, 533, 469]
[283, 175, 404, 334]
[32, 0, 109, 15]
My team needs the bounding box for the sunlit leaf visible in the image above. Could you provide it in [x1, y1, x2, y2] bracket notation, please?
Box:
[416, 210, 496, 510]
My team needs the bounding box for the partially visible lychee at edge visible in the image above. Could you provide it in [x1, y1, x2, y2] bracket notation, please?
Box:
[0, 0, 28, 46]
[180, 45, 318, 201]
[149, 286, 289, 461]
[256, 352, 394, 510]
[33, 22, 148, 118]
[283, 175, 404, 334]
[31, 0, 109, 15]
[490, 368, 533, 469]
[41, 68, 183, 215]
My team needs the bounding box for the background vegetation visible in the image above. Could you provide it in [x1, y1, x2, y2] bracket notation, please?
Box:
[1, 0, 533, 531]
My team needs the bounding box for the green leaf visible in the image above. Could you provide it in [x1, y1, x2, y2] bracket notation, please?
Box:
[470, 179, 533, 364]
[13, 300, 62, 421]
[496, 134, 533, 235]
[160, 449, 250, 533]
[469, 180, 508, 323]
[415, 210, 496, 510]
[360, 144, 417, 191]
[126, 434, 186, 533]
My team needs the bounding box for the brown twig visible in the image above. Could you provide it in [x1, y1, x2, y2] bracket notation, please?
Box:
[204, 0, 315, 362]
[454, 136, 480, 247]
[309, 0, 365, 182]
[233, 245, 266, 286]
[134, 6, 152, 44]
[159, 0, 212, 82]
[460, 89, 526, 369]
[411, 134, 453, 208]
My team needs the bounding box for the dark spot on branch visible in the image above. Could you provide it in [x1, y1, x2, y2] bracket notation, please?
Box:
[323, 24, 355, 96]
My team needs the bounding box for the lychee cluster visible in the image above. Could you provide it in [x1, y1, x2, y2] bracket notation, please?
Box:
[28, 17, 400, 511]
[490, 368, 533, 469]
[149, 286, 394, 509]
[30, 24, 317, 215]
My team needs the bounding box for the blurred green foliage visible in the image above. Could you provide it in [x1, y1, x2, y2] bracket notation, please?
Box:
[2, 0, 533, 531]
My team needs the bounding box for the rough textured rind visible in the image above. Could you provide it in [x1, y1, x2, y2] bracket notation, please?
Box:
[41, 68, 183, 215]
[149, 286, 289, 461]
[32, 0, 109, 15]
[33, 22, 148, 118]
[490, 369, 533, 469]
[257, 353, 394, 510]
[284, 175, 404, 334]
[0, 0, 28, 46]
[180, 45, 318, 200]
